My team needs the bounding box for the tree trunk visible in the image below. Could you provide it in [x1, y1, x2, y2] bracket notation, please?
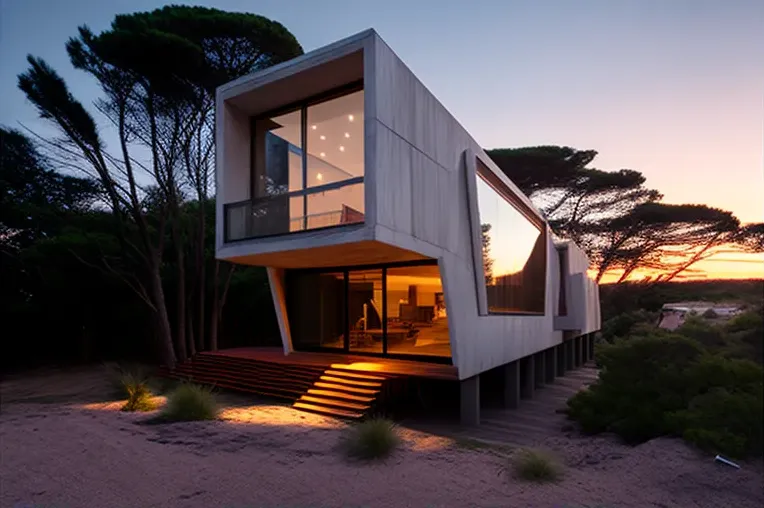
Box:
[174, 245, 187, 363]
[210, 260, 220, 351]
[197, 202, 206, 352]
[187, 307, 196, 357]
[149, 262, 176, 369]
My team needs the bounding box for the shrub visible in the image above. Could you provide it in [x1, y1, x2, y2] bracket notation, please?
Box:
[342, 418, 400, 460]
[160, 384, 218, 422]
[121, 375, 157, 412]
[676, 316, 726, 349]
[702, 308, 718, 319]
[567, 333, 764, 458]
[509, 448, 562, 483]
[107, 363, 150, 398]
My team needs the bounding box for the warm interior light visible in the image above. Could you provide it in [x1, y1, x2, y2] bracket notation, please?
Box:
[339, 146, 345, 152]
[320, 152, 326, 157]
[348, 114, 354, 121]
[311, 125, 317, 130]
[319, 135, 326, 140]
[344, 132, 350, 138]
[316, 173, 323, 181]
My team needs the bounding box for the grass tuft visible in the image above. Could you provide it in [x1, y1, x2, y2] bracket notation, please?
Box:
[509, 448, 563, 483]
[342, 418, 400, 460]
[120, 374, 157, 412]
[159, 383, 218, 422]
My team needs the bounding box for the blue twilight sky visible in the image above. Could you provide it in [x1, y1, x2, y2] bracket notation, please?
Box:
[1, 0, 763, 228]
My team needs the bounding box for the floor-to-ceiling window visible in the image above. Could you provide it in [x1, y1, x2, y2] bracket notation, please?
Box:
[286, 261, 451, 362]
[224, 85, 365, 241]
[386, 265, 450, 357]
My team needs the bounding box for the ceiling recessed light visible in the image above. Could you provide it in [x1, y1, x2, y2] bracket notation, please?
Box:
[344, 132, 350, 138]
[348, 115, 354, 122]
[311, 125, 317, 130]
[320, 152, 326, 157]
[316, 173, 323, 181]
[320, 135, 326, 140]
[339, 146, 345, 152]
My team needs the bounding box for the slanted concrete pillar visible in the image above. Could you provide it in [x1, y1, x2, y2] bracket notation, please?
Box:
[574, 336, 583, 367]
[520, 356, 535, 399]
[534, 352, 545, 388]
[588, 334, 596, 362]
[556, 343, 566, 376]
[545, 347, 557, 383]
[502, 361, 520, 409]
[460, 375, 480, 426]
[565, 340, 575, 370]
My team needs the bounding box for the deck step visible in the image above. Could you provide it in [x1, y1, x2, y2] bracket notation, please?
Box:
[323, 370, 387, 381]
[313, 382, 380, 395]
[319, 375, 382, 388]
[306, 389, 376, 403]
[297, 395, 370, 411]
[293, 402, 363, 419]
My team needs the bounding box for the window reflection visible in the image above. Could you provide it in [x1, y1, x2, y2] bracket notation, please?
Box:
[476, 161, 546, 314]
[306, 90, 364, 187]
[230, 89, 365, 241]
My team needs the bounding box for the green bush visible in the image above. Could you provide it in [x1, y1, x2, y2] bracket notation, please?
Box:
[509, 448, 562, 483]
[342, 418, 400, 460]
[567, 334, 763, 458]
[160, 384, 218, 422]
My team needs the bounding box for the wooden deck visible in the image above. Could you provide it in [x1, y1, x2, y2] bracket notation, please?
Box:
[204, 347, 459, 381]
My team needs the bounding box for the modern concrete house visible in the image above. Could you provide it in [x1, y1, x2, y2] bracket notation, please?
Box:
[210, 29, 601, 423]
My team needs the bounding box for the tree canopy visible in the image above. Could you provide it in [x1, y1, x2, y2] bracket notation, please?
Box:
[488, 145, 763, 282]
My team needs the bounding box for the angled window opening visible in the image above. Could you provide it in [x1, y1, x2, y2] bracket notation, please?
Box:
[474, 159, 547, 315]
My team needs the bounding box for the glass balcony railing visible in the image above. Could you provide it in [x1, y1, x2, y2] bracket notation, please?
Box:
[224, 180, 365, 242]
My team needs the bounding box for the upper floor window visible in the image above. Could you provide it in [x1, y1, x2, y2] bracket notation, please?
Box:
[225, 87, 364, 241]
[475, 159, 546, 314]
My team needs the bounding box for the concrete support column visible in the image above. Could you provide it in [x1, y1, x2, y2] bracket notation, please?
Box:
[565, 340, 575, 370]
[460, 375, 480, 426]
[545, 347, 557, 383]
[534, 352, 545, 388]
[502, 361, 520, 409]
[520, 356, 535, 399]
[556, 343, 566, 376]
[574, 336, 583, 367]
[588, 334, 596, 362]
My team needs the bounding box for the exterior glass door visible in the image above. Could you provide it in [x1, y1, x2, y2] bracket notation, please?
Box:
[347, 269, 384, 354]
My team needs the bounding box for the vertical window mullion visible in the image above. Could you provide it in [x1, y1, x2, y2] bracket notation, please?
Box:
[343, 269, 349, 353]
[382, 267, 388, 355]
[301, 105, 308, 231]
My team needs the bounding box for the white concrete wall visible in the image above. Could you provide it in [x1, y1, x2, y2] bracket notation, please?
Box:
[368, 34, 578, 379]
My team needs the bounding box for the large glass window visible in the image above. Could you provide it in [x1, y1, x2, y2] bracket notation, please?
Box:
[475, 160, 546, 314]
[287, 262, 451, 361]
[287, 271, 345, 350]
[386, 265, 450, 357]
[225, 88, 365, 241]
[347, 269, 384, 355]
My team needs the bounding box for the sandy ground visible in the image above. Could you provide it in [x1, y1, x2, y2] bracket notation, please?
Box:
[1, 368, 762, 508]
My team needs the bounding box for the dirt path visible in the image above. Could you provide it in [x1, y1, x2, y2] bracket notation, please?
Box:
[1, 368, 762, 508]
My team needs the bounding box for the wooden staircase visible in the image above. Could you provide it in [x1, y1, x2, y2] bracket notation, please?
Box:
[160, 353, 395, 420]
[293, 368, 388, 419]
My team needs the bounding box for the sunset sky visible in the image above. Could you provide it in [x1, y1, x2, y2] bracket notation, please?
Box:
[1, 0, 762, 280]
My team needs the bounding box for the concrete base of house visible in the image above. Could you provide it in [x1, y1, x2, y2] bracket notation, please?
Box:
[460, 375, 480, 426]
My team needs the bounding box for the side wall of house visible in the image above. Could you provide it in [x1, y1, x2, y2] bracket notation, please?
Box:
[369, 34, 568, 380]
